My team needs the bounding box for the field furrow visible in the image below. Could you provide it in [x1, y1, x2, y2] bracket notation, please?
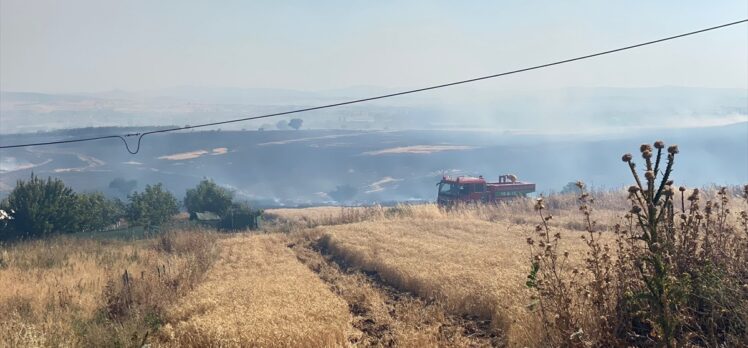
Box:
[162, 234, 352, 347]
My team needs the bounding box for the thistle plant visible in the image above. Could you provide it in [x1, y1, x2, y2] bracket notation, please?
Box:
[616, 142, 747, 346]
[620, 142, 681, 347]
[527, 141, 748, 347]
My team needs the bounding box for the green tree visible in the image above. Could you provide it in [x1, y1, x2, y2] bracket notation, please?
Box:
[184, 179, 234, 216]
[288, 118, 303, 130]
[126, 183, 179, 230]
[276, 120, 290, 130]
[74, 192, 124, 232]
[1, 174, 78, 238]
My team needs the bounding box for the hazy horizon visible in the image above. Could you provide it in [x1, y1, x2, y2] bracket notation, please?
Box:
[2, 1, 747, 95]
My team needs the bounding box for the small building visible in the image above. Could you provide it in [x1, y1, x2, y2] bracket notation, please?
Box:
[189, 211, 221, 227]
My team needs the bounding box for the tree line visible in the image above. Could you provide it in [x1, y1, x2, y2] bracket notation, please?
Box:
[0, 175, 259, 241]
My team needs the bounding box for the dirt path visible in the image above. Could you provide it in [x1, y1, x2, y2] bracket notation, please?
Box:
[288, 231, 505, 347]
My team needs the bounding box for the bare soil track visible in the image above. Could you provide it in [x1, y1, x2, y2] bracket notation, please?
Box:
[288, 232, 505, 347]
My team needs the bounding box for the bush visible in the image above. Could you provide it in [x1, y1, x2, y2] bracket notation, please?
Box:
[126, 184, 179, 230]
[219, 203, 262, 231]
[75, 192, 125, 232]
[184, 179, 233, 216]
[0, 175, 130, 240]
[527, 141, 748, 347]
[1, 174, 79, 239]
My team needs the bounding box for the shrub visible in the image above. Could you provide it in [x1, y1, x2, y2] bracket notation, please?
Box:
[184, 179, 233, 216]
[126, 184, 179, 230]
[527, 141, 748, 347]
[1, 174, 78, 239]
[219, 202, 262, 231]
[74, 192, 124, 232]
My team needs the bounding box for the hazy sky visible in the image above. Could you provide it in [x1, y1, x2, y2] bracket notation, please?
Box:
[1, 1, 747, 94]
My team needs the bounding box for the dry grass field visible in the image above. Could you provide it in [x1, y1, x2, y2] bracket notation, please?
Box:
[0, 229, 218, 347]
[2, 185, 745, 347]
[161, 234, 352, 347]
[315, 205, 609, 347]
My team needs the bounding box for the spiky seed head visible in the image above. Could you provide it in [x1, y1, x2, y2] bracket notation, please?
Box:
[622, 153, 633, 162]
[654, 140, 665, 149]
[575, 181, 585, 190]
[630, 205, 642, 214]
[640, 144, 652, 153]
[668, 145, 679, 155]
[628, 186, 640, 194]
[687, 188, 700, 202]
[679, 186, 686, 192]
[645, 170, 655, 180]
[642, 150, 652, 159]
[663, 186, 675, 197]
[526, 237, 534, 245]
[534, 198, 545, 211]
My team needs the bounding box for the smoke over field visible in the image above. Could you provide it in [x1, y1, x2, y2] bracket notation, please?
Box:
[1, 123, 746, 206]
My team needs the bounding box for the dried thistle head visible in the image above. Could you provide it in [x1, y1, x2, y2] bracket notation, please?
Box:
[575, 181, 585, 190]
[640, 144, 652, 153]
[668, 145, 679, 155]
[645, 170, 655, 180]
[679, 186, 686, 192]
[688, 189, 700, 202]
[642, 150, 653, 159]
[534, 197, 545, 211]
[654, 140, 665, 149]
[628, 186, 640, 194]
[630, 205, 642, 214]
[622, 153, 633, 162]
[663, 186, 675, 197]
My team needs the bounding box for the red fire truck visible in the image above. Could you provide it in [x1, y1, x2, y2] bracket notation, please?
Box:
[437, 174, 535, 206]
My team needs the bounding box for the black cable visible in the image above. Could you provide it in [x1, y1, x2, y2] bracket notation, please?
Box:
[1, 19, 746, 154]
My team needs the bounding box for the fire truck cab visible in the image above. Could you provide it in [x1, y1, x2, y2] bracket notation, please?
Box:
[437, 174, 535, 206]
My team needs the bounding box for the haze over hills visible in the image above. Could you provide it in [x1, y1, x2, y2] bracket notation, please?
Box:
[1, 86, 746, 134]
[1, 122, 746, 206]
[2, 85, 746, 206]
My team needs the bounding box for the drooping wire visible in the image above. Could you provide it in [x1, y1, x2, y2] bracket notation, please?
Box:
[1, 19, 746, 154]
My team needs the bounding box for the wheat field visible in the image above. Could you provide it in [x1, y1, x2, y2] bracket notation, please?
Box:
[0, 229, 218, 347]
[6, 188, 743, 346]
[161, 234, 352, 347]
[315, 204, 607, 347]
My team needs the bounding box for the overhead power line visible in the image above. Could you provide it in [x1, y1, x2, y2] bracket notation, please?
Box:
[1, 19, 746, 154]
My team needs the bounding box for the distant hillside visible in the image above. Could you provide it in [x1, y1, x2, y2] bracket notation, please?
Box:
[1, 123, 745, 206]
[2, 86, 745, 134]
